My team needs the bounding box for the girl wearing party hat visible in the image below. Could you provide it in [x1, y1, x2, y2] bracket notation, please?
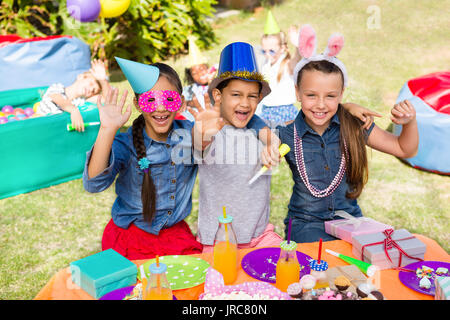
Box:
[82, 58, 208, 259]
[271, 25, 418, 243]
[257, 10, 302, 124]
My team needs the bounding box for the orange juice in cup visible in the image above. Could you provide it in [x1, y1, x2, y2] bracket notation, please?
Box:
[275, 240, 300, 292]
[143, 257, 173, 300]
[213, 208, 238, 284]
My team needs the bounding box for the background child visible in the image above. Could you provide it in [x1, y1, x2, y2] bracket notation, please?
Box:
[83, 58, 204, 259]
[36, 59, 111, 132]
[273, 25, 418, 243]
[256, 11, 302, 124]
[192, 42, 284, 251]
[181, 36, 217, 121]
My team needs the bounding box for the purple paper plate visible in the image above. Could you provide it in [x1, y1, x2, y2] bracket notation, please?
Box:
[241, 247, 312, 283]
[99, 285, 177, 300]
[398, 260, 450, 296]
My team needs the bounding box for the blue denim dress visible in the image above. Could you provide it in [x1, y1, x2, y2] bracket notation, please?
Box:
[278, 110, 374, 243]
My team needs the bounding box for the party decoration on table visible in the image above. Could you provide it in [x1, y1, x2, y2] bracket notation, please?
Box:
[99, 0, 131, 18]
[325, 249, 379, 277]
[308, 238, 329, 289]
[275, 218, 301, 292]
[67, 0, 101, 22]
[352, 228, 426, 270]
[398, 260, 450, 296]
[69, 249, 137, 299]
[99, 283, 177, 300]
[324, 210, 392, 243]
[199, 267, 291, 300]
[248, 143, 291, 185]
[137, 255, 210, 290]
[66, 121, 100, 131]
[241, 247, 311, 283]
[212, 206, 238, 285]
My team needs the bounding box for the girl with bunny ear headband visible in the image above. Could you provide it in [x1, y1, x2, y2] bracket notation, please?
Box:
[267, 25, 419, 243]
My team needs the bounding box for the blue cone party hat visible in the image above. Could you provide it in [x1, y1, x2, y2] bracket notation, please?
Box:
[208, 42, 271, 99]
[115, 57, 159, 94]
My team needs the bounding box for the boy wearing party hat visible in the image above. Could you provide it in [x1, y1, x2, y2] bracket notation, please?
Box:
[181, 36, 217, 121]
[193, 42, 283, 251]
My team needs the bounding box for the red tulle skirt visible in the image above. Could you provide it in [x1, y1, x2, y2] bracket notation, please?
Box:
[102, 219, 203, 260]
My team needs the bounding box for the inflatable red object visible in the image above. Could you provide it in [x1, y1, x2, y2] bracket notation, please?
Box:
[394, 71, 450, 175]
[407, 72, 450, 114]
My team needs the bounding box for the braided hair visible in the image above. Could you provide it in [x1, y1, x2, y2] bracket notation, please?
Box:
[132, 63, 183, 223]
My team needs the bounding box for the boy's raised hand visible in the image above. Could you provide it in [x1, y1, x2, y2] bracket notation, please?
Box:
[390, 100, 416, 125]
[189, 93, 225, 150]
[97, 87, 131, 131]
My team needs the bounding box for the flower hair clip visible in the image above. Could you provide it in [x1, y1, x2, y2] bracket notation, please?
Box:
[138, 157, 150, 173]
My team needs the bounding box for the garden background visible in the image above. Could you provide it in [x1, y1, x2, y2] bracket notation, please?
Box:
[0, 0, 449, 300]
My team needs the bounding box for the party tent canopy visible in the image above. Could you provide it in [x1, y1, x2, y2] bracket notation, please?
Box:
[394, 71, 450, 175]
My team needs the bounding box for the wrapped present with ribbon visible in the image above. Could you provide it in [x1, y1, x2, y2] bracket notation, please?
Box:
[351, 229, 426, 270]
[324, 211, 393, 243]
[435, 276, 450, 300]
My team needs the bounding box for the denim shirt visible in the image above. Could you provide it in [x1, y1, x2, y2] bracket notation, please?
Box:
[278, 110, 374, 222]
[83, 116, 267, 235]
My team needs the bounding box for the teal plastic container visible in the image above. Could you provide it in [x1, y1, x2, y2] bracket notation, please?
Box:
[70, 249, 137, 299]
[0, 86, 101, 199]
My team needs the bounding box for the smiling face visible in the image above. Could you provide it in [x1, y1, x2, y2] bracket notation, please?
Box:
[75, 75, 100, 98]
[296, 69, 344, 135]
[135, 75, 183, 141]
[212, 79, 261, 128]
[190, 64, 210, 85]
[261, 34, 285, 65]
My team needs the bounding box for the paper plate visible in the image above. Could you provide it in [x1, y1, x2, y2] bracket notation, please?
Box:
[99, 285, 177, 300]
[137, 255, 210, 290]
[398, 260, 450, 296]
[241, 247, 312, 283]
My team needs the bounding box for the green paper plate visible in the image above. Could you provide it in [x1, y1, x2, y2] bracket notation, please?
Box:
[137, 255, 210, 290]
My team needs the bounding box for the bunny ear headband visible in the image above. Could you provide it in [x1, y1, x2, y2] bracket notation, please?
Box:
[293, 24, 348, 87]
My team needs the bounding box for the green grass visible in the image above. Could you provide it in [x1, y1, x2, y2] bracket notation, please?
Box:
[1, 0, 449, 300]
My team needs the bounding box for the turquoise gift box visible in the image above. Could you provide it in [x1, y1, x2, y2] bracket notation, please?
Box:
[70, 249, 137, 299]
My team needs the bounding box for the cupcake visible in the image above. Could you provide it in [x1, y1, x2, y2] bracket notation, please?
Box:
[334, 275, 351, 291]
[287, 282, 303, 299]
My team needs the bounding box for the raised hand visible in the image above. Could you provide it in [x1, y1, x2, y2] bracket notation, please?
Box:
[90, 59, 108, 81]
[97, 87, 132, 131]
[390, 100, 416, 125]
[288, 25, 300, 48]
[189, 93, 225, 150]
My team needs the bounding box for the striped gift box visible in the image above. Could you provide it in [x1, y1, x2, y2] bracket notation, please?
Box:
[435, 276, 450, 300]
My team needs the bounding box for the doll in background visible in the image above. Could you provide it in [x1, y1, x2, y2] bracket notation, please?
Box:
[180, 36, 217, 121]
[257, 10, 302, 124]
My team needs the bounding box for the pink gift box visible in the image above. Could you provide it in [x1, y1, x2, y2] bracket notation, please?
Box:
[324, 213, 392, 243]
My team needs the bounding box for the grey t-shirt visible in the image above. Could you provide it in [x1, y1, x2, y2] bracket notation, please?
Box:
[197, 125, 271, 245]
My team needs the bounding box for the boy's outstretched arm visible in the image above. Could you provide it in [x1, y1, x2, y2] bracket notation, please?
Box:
[342, 102, 382, 130]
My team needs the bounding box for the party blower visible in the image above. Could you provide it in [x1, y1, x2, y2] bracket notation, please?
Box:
[325, 249, 379, 277]
[67, 122, 100, 131]
[248, 143, 291, 185]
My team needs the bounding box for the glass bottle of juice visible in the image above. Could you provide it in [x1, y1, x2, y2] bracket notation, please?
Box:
[143, 261, 173, 300]
[275, 240, 300, 292]
[309, 259, 329, 289]
[213, 213, 238, 285]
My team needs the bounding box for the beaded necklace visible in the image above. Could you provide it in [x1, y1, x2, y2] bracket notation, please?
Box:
[294, 125, 348, 198]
